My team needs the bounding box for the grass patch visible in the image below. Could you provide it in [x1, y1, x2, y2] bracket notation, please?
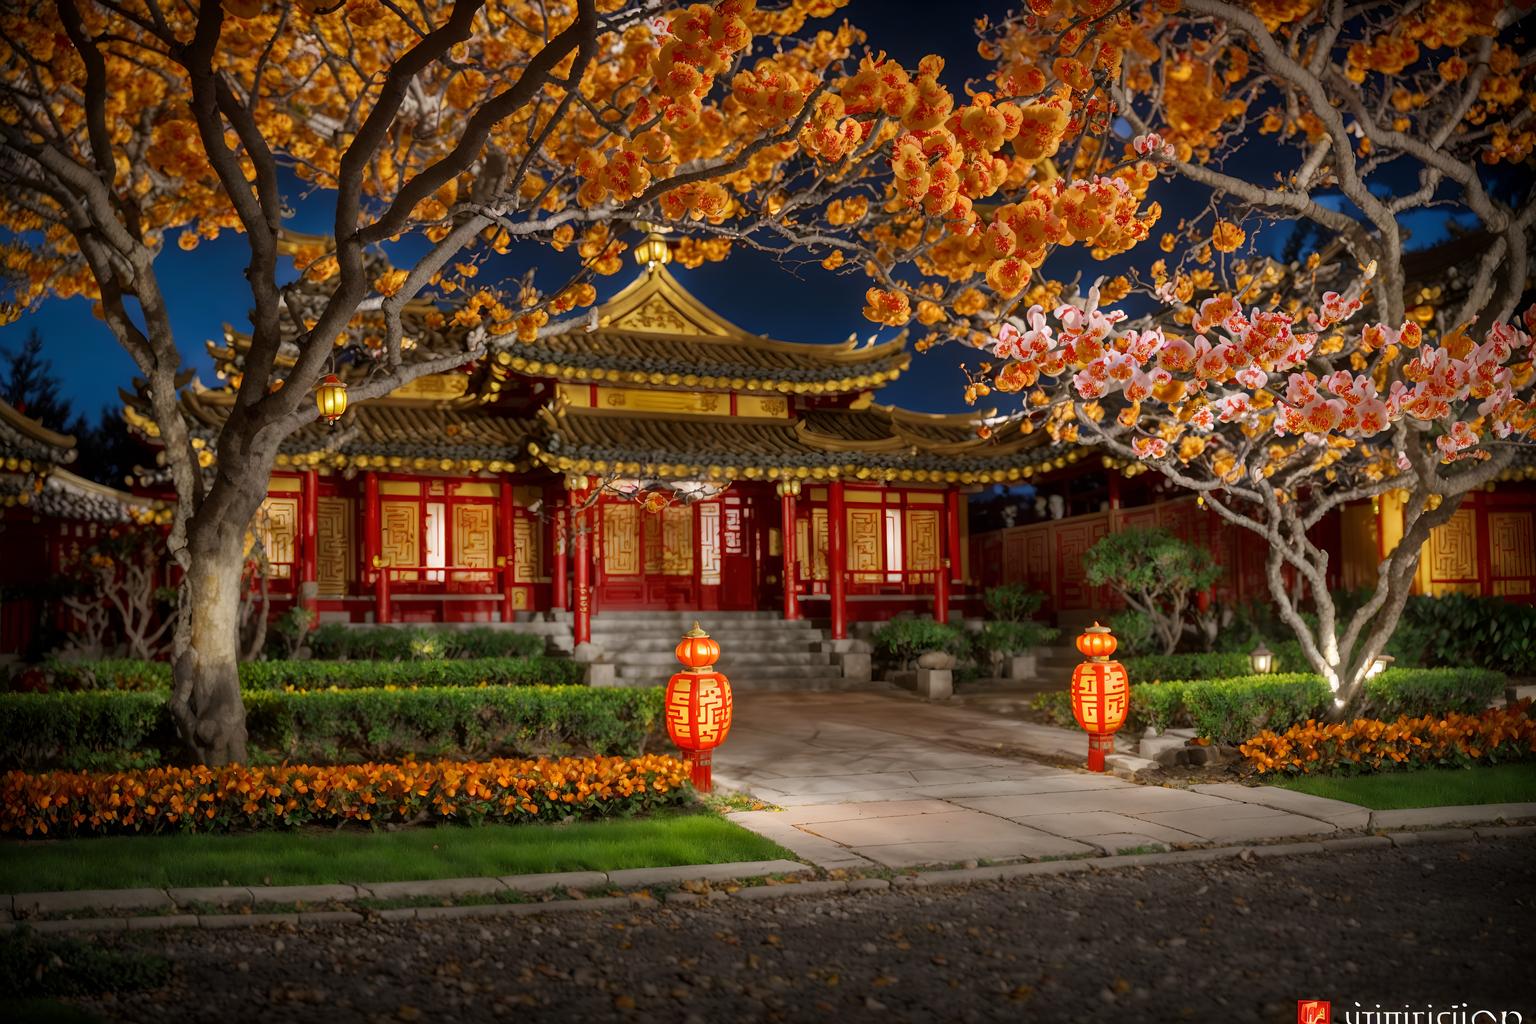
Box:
[0, 809, 792, 893]
[1268, 762, 1536, 810]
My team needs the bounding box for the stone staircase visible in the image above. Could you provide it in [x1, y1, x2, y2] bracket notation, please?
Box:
[585, 610, 875, 691]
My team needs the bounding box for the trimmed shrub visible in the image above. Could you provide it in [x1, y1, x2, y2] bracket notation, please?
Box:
[1242, 703, 1536, 775]
[307, 624, 546, 661]
[1390, 593, 1536, 676]
[871, 618, 968, 668]
[11, 656, 581, 694]
[974, 620, 1059, 661]
[1029, 668, 1508, 745]
[0, 685, 664, 771]
[2, 754, 692, 837]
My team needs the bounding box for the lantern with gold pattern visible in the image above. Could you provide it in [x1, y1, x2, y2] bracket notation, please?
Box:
[1070, 623, 1130, 772]
[664, 623, 733, 792]
[315, 374, 349, 426]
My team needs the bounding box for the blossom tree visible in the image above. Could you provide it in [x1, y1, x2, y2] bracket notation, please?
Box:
[830, 0, 1534, 710]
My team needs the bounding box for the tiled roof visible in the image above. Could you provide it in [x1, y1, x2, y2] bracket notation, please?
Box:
[0, 400, 76, 467]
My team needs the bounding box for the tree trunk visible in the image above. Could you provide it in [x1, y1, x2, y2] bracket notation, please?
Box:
[170, 530, 250, 766]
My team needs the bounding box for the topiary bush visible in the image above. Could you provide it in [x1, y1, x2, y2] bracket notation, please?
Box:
[1083, 528, 1221, 655]
[871, 618, 968, 670]
[0, 685, 664, 771]
[306, 624, 547, 661]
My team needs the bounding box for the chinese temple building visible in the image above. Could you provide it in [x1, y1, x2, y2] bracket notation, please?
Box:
[130, 239, 1080, 650]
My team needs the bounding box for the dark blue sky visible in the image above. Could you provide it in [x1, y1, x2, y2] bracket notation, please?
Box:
[0, 0, 1475, 427]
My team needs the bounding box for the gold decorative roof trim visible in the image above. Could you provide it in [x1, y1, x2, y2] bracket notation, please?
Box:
[497, 353, 906, 396]
[0, 399, 75, 450]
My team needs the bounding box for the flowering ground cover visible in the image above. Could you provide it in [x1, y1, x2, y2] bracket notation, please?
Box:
[0, 810, 789, 893]
[1240, 703, 1536, 776]
[1266, 762, 1536, 811]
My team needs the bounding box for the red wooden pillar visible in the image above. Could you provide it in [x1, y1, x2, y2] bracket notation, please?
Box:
[300, 469, 319, 615]
[551, 496, 569, 612]
[779, 482, 800, 621]
[945, 488, 963, 586]
[364, 472, 388, 623]
[828, 480, 848, 640]
[934, 492, 951, 625]
[498, 479, 517, 623]
[572, 483, 592, 645]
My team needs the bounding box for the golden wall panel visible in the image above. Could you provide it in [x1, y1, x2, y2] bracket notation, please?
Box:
[699, 503, 722, 585]
[597, 387, 725, 415]
[453, 504, 495, 583]
[268, 476, 301, 493]
[315, 497, 354, 596]
[811, 508, 828, 581]
[905, 509, 940, 572]
[808, 487, 827, 502]
[906, 491, 945, 505]
[603, 503, 640, 575]
[452, 482, 496, 498]
[1425, 508, 1478, 588]
[1489, 511, 1535, 579]
[258, 497, 298, 580]
[513, 516, 537, 583]
[848, 508, 883, 583]
[390, 373, 469, 401]
[662, 505, 693, 575]
[380, 500, 419, 579]
[556, 383, 594, 408]
[380, 480, 421, 496]
[844, 489, 884, 505]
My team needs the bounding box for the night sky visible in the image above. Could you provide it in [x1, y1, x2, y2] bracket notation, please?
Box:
[0, 0, 1470, 427]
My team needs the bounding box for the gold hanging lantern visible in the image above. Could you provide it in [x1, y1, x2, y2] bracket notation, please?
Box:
[315, 374, 348, 426]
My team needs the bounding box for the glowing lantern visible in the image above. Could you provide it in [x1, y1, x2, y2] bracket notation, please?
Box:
[1249, 642, 1274, 675]
[315, 374, 348, 426]
[664, 622, 733, 792]
[1366, 653, 1395, 678]
[1070, 622, 1130, 773]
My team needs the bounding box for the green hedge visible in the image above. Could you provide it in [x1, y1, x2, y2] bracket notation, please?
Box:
[1031, 667, 1508, 745]
[871, 618, 969, 665]
[0, 686, 663, 772]
[10, 657, 581, 693]
[307, 624, 547, 661]
[1121, 644, 1307, 684]
[1389, 593, 1536, 676]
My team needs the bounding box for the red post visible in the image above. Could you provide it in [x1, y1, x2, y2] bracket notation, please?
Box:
[828, 480, 847, 640]
[376, 565, 392, 625]
[934, 492, 952, 624]
[363, 472, 383, 623]
[572, 485, 592, 645]
[499, 479, 516, 623]
[946, 489, 963, 586]
[300, 470, 319, 615]
[551, 499, 569, 612]
[780, 483, 800, 621]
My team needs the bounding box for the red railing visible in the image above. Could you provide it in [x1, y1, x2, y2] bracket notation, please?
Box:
[371, 563, 515, 623]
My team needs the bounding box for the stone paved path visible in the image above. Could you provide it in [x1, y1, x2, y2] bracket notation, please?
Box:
[715, 693, 1363, 869]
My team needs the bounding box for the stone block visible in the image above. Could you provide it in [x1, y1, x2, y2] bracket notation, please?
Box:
[1138, 735, 1187, 760]
[1005, 653, 1037, 680]
[837, 652, 872, 683]
[915, 668, 952, 700]
[572, 641, 603, 663]
[916, 651, 956, 670]
[585, 662, 618, 687]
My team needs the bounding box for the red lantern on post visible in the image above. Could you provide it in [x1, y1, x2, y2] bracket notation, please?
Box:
[1070, 622, 1130, 772]
[664, 622, 733, 792]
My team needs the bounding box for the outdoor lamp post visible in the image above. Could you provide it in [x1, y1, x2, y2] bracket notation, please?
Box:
[1070, 623, 1130, 773]
[1249, 642, 1275, 675]
[664, 623, 734, 793]
[1366, 653, 1395, 678]
[315, 374, 349, 426]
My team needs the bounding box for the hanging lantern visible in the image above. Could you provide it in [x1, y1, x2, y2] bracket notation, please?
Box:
[315, 374, 348, 426]
[1070, 622, 1130, 773]
[664, 622, 733, 792]
[1249, 642, 1275, 675]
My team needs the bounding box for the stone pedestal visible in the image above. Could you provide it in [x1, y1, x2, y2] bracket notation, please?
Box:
[1005, 653, 1037, 680]
[837, 652, 872, 683]
[585, 663, 618, 687]
[915, 668, 953, 700]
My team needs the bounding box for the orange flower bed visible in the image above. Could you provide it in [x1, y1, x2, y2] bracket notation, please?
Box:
[1240, 701, 1536, 776]
[1, 754, 691, 838]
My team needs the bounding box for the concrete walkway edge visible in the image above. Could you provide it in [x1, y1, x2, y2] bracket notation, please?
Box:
[7, 825, 1532, 936]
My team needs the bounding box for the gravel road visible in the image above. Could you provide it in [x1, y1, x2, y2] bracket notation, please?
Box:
[77, 837, 1535, 1024]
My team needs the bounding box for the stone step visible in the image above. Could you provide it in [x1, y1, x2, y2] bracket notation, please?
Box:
[616, 662, 837, 681]
[590, 610, 787, 621]
[608, 650, 832, 668]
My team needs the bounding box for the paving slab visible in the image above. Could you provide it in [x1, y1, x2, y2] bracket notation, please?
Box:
[360, 877, 506, 900]
[953, 785, 1228, 819]
[605, 859, 811, 888]
[778, 799, 956, 825]
[802, 809, 1095, 867]
[16, 888, 174, 915]
[1076, 834, 1172, 855]
[1138, 806, 1338, 843]
[1005, 810, 1203, 845]
[1190, 783, 1371, 828]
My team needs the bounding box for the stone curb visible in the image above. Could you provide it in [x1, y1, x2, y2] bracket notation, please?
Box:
[1367, 802, 1536, 830]
[6, 818, 1532, 935]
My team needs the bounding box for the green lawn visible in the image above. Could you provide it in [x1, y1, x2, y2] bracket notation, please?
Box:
[0, 811, 792, 893]
[1269, 762, 1536, 810]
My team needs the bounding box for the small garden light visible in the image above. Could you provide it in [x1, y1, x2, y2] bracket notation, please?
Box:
[315, 373, 348, 426]
[1070, 623, 1130, 773]
[1366, 653, 1395, 678]
[664, 622, 733, 792]
[1249, 642, 1274, 675]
